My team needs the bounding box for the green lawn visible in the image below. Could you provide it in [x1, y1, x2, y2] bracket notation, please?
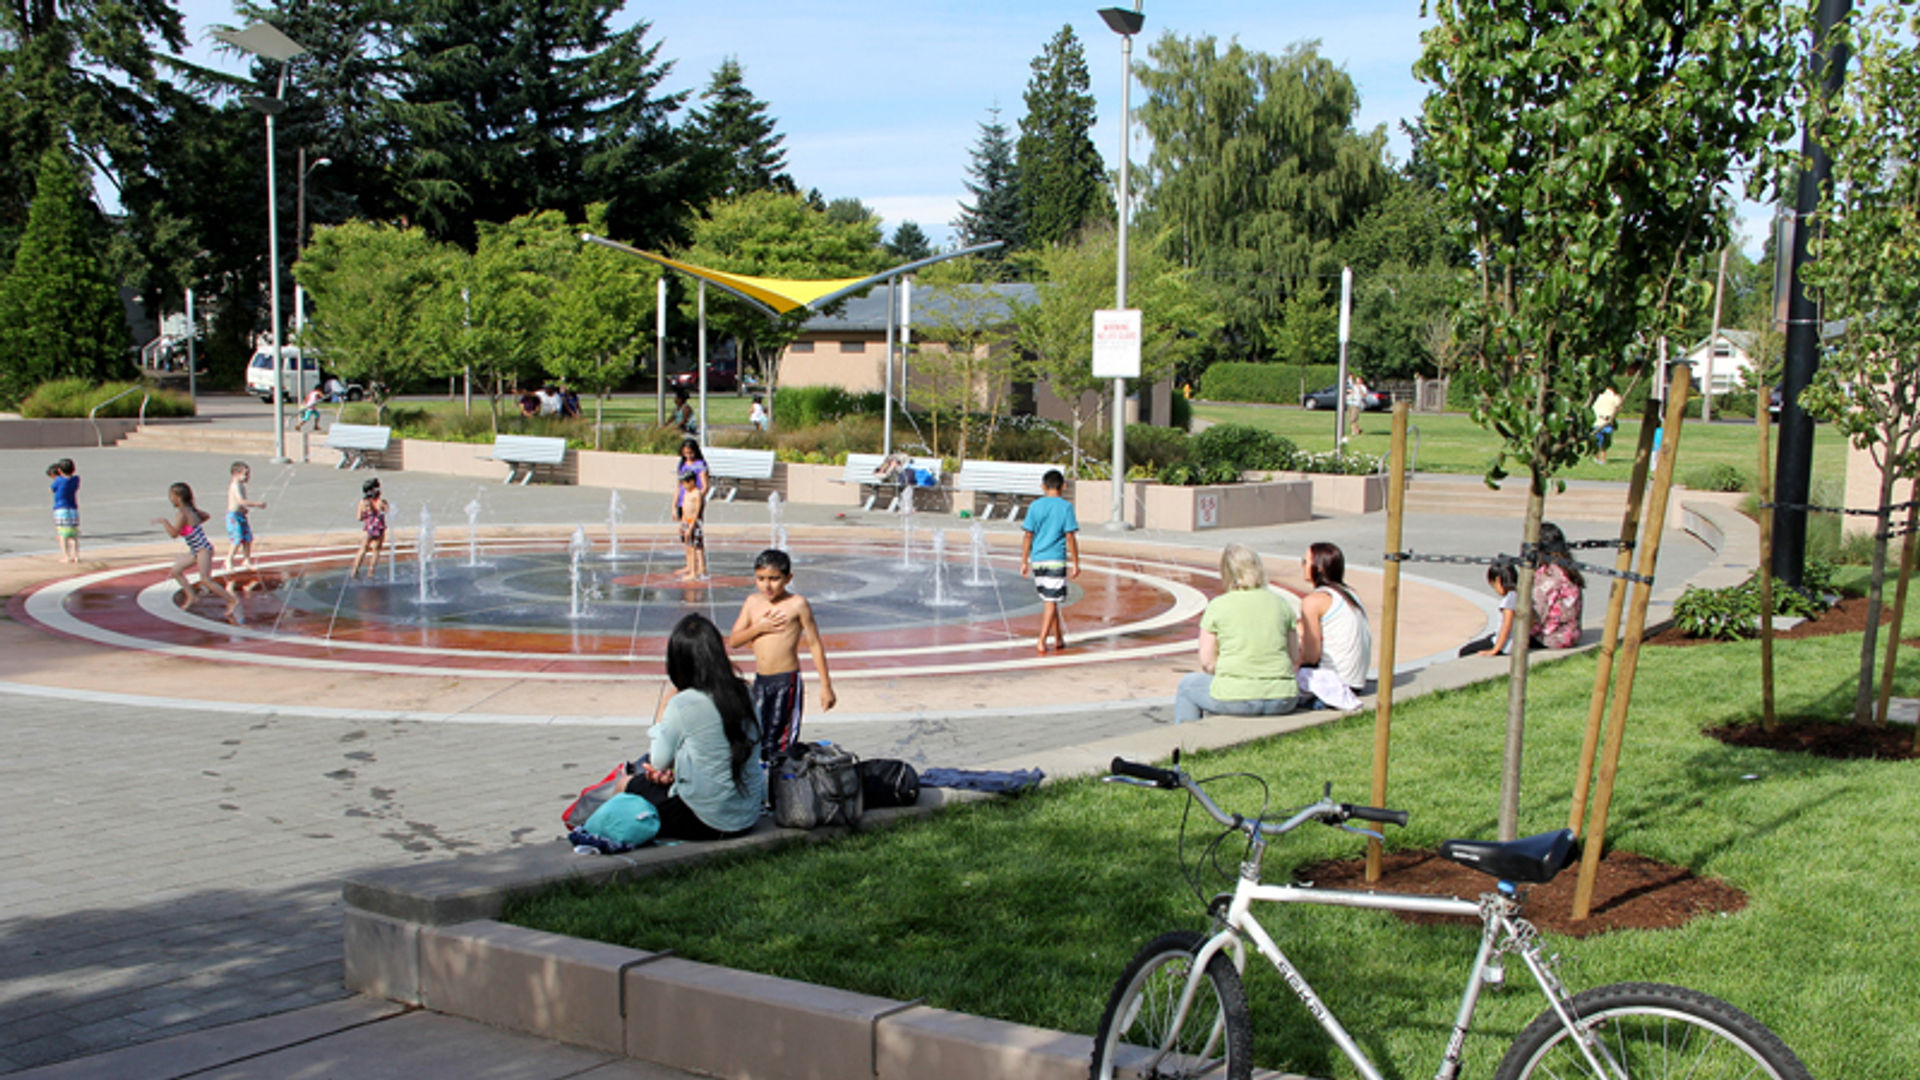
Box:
[507, 607, 1918, 1079]
[393, 391, 757, 428]
[1193, 402, 1850, 493]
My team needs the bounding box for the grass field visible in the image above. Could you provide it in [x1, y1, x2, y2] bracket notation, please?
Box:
[507, 604, 1918, 1079]
[1193, 401, 1850, 493]
[393, 391, 757, 428]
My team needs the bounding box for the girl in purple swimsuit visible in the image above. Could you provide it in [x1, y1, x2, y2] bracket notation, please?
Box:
[352, 478, 390, 581]
[154, 482, 239, 621]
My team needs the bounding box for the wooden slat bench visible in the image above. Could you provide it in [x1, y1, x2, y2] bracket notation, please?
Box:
[323, 423, 391, 470]
[955, 461, 1061, 520]
[837, 453, 945, 511]
[487, 435, 568, 485]
[701, 447, 777, 502]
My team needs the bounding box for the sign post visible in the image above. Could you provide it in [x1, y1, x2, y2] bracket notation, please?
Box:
[1094, 309, 1142, 529]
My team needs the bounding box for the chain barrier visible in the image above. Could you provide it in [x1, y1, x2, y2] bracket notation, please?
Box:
[1761, 498, 1920, 518]
[1384, 546, 1655, 586]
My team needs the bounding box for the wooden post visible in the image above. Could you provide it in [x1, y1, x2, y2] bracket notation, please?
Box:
[1367, 401, 1411, 883]
[1572, 368, 1691, 921]
[1878, 501, 1917, 727]
[1757, 387, 1778, 732]
[1569, 398, 1662, 837]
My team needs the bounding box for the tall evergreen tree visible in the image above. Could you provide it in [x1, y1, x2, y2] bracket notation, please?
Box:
[396, 0, 696, 249]
[684, 57, 795, 200]
[0, 148, 125, 405]
[953, 106, 1023, 267]
[886, 221, 932, 262]
[1016, 26, 1107, 248]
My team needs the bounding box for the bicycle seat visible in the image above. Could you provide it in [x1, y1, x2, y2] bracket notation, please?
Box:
[1440, 828, 1579, 884]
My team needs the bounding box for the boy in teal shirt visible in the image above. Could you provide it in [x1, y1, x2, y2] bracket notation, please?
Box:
[1018, 469, 1079, 654]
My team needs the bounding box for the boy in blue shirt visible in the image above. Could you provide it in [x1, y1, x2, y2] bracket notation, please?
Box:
[1018, 469, 1079, 654]
[48, 459, 79, 563]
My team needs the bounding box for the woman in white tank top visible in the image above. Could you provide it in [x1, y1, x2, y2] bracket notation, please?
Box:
[1295, 542, 1372, 711]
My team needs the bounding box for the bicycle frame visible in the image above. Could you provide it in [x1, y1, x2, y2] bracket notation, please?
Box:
[1174, 860, 1614, 1080]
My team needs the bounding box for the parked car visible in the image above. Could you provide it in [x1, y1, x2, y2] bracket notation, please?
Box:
[246, 350, 364, 403]
[1301, 384, 1389, 411]
[670, 359, 740, 393]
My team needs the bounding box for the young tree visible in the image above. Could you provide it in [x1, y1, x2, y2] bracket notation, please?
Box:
[0, 148, 125, 406]
[683, 57, 795, 200]
[913, 258, 1023, 461]
[953, 106, 1023, 270]
[680, 191, 887, 417]
[443, 210, 580, 428]
[886, 221, 933, 263]
[1136, 36, 1389, 360]
[824, 197, 876, 227]
[1416, 0, 1795, 837]
[1017, 25, 1107, 249]
[543, 206, 662, 441]
[1798, 2, 1920, 725]
[1014, 224, 1218, 471]
[293, 220, 452, 417]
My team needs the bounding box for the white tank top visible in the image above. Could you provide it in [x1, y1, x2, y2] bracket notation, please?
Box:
[1316, 586, 1372, 690]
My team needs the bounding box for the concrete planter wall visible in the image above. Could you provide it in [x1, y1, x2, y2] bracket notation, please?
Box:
[783, 461, 862, 506]
[574, 450, 678, 493]
[1074, 477, 1312, 532]
[395, 438, 519, 482]
[0, 418, 140, 448]
[1264, 471, 1389, 515]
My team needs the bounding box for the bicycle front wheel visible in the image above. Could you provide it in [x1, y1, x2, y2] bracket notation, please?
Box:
[1494, 981, 1811, 1080]
[1090, 930, 1252, 1080]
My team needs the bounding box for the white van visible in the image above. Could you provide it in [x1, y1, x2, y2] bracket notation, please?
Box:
[246, 349, 362, 403]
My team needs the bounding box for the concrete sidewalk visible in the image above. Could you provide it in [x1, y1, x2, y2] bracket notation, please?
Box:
[0, 417, 1753, 1074]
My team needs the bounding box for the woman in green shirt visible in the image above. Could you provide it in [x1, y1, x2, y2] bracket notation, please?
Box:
[625, 614, 766, 838]
[1173, 543, 1299, 723]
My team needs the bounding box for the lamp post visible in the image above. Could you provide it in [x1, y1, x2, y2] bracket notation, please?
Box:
[214, 22, 308, 464]
[293, 149, 330, 342]
[1099, 4, 1144, 530]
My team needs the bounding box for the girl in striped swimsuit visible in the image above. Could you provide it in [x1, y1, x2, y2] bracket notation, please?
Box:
[155, 482, 239, 622]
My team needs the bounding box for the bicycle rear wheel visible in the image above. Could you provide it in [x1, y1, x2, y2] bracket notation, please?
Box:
[1090, 930, 1252, 1080]
[1494, 981, 1811, 1080]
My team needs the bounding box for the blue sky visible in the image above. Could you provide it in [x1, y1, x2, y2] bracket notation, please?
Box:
[169, 0, 1767, 253]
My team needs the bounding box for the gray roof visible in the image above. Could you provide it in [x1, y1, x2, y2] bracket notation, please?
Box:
[797, 283, 1037, 334]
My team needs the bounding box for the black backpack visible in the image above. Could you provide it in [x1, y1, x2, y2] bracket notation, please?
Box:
[857, 759, 921, 809]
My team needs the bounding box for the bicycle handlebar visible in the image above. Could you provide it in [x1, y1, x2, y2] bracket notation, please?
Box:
[1108, 757, 1408, 835]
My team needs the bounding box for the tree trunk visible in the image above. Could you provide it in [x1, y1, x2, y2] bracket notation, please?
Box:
[1854, 464, 1898, 724]
[1499, 474, 1546, 842]
[593, 393, 605, 449]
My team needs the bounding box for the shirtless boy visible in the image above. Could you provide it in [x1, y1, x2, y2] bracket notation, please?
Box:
[224, 461, 267, 577]
[728, 549, 836, 762]
[676, 471, 706, 580]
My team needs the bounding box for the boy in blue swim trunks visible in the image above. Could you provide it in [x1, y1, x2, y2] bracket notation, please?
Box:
[224, 461, 267, 578]
[728, 549, 836, 763]
[1019, 469, 1080, 654]
[48, 459, 80, 563]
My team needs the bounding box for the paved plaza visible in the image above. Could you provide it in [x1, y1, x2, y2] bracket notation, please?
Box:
[0, 399, 1729, 1074]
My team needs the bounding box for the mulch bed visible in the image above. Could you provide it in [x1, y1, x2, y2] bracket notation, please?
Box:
[1645, 594, 1896, 648]
[1706, 718, 1916, 761]
[1298, 848, 1745, 937]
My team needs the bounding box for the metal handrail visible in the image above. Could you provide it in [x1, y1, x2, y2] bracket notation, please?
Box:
[90, 385, 152, 447]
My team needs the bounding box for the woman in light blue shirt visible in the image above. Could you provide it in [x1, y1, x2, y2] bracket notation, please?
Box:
[625, 614, 765, 838]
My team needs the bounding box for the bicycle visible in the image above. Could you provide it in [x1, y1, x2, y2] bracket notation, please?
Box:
[1091, 755, 1811, 1080]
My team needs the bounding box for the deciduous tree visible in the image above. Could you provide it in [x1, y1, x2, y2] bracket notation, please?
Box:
[1416, 0, 1796, 837]
[1798, 1, 1920, 725]
[543, 206, 662, 440]
[292, 219, 452, 417]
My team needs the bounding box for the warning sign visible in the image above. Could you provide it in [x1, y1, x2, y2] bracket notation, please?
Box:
[1092, 309, 1142, 378]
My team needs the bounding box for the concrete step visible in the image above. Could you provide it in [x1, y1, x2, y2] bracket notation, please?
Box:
[1403, 476, 1640, 522]
[120, 426, 281, 455]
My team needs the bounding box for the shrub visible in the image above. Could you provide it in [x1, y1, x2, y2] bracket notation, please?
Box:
[19, 379, 194, 418]
[1671, 571, 1834, 641]
[771, 386, 882, 429]
[772, 414, 885, 464]
[1154, 461, 1240, 486]
[1291, 449, 1383, 475]
[1682, 462, 1749, 492]
[1197, 362, 1338, 404]
[1124, 424, 1191, 470]
[1169, 392, 1193, 431]
[1190, 423, 1297, 472]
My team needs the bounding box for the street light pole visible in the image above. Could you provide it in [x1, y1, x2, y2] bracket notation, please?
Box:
[1100, 4, 1145, 530]
[216, 22, 309, 465]
[293, 149, 330, 342]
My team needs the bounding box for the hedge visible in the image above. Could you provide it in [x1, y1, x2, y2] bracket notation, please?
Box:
[19, 378, 195, 419]
[1197, 362, 1339, 404]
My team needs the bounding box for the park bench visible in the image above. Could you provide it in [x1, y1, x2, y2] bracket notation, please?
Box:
[701, 447, 778, 502]
[955, 461, 1061, 521]
[838, 452, 945, 512]
[487, 434, 569, 485]
[323, 423, 391, 471]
